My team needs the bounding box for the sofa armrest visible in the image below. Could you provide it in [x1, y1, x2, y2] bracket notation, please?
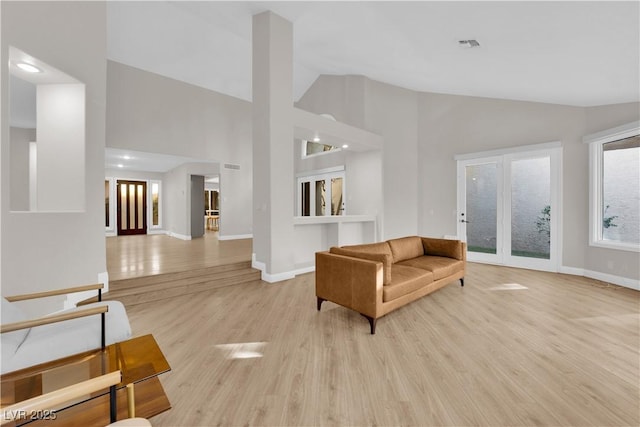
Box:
[0, 305, 108, 334]
[4, 283, 104, 302]
[421, 237, 467, 261]
[316, 252, 383, 318]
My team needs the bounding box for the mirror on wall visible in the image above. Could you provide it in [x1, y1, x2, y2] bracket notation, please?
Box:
[9, 46, 86, 212]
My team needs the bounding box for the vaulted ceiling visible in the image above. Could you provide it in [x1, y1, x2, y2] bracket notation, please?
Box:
[107, 1, 640, 107]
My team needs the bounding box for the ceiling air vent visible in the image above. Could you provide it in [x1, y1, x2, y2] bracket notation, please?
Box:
[458, 39, 480, 48]
[224, 163, 240, 170]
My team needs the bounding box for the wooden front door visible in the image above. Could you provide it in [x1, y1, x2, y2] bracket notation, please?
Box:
[117, 180, 147, 235]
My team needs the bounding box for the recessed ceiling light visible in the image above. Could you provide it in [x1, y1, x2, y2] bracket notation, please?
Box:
[342, 144, 349, 149]
[117, 164, 124, 168]
[313, 136, 320, 143]
[16, 62, 42, 73]
[123, 155, 131, 160]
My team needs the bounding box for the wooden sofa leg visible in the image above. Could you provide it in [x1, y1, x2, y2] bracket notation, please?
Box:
[460, 278, 464, 287]
[361, 314, 377, 335]
[317, 297, 326, 311]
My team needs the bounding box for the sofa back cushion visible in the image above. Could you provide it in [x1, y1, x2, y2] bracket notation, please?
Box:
[330, 242, 392, 285]
[1, 297, 30, 361]
[387, 236, 424, 263]
[422, 237, 464, 260]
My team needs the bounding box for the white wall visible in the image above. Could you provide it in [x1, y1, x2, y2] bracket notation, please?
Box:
[583, 103, 640, 281]
[163, 162, 218, 239]
[297, 75, 418, 240]
[220, 164, 252, 238]
[298, 74, 640, 283]
[9, 127, 35, 211]
[37, 83, 85, 211]
[363, 79, 418, 240]
[418, 93, 585, 260]
[163, 166, 188, 238]
[293, 140, 383, 236]
[1, 1, 107, 315]
[106, 61, 253, 239]
[418, 93, 640, 281]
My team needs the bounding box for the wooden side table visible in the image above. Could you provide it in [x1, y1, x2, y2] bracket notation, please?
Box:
[1, 335, 171, 426]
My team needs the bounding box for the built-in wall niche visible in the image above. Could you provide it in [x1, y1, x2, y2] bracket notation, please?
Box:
[9, 46, 86, 212]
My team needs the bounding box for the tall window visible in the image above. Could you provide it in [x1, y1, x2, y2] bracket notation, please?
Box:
[150, 180, 162, 229]
[297, 168, 345, 217]
[585, 121, 640, 251]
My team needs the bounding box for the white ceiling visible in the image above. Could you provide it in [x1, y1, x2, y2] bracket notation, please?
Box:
[107, 1, 640, 107]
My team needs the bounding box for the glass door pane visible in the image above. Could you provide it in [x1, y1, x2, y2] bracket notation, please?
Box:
[105, 180, 110, 227]
[457, 148, 559, 271]
[510, 157, 551, 259]
[315, 180, 326, 216]
[301, 182, 310, 216]
[465, 163, 498, 255]
[331, 177, 343, 215]
[152, 183, 159, 226]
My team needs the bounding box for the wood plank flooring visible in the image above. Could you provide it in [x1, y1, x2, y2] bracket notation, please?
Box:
[106, 232, 252, 281]
[124, 262, 640, 426]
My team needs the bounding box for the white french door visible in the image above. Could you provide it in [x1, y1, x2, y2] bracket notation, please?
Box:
[457, 146, 561, 272]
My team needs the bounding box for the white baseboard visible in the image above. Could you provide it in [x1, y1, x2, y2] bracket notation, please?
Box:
[561, 265, 639, 290]
[261, 270, 296, 283]
[293, 265, 315, 275]
[148, 229, 165, 235]
[167, 231, 192, 240]
[251, 253, 302, 283]
[219, 233, 253, 241]
[559, 266, 584, 276]
[251, 254, 265, 272]
[584, 269, 640, 290]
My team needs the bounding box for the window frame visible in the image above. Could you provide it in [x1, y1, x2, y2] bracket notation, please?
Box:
[301, 140, 342, 159]
[296, 166, 346, 217]
[584, 121, 640, 252]
[149, 180, 162, 230]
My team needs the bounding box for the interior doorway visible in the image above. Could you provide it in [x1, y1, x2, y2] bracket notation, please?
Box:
[117, 180, 147, 235]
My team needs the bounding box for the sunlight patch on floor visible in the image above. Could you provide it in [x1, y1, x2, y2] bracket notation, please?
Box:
[214, 342, 267, 359]
[488, 283, 529, 291]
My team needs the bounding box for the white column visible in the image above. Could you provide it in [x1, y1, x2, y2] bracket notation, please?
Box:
[252, 11, 295, 282]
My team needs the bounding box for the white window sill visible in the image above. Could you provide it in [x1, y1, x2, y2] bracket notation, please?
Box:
[590, 240, 640, 253]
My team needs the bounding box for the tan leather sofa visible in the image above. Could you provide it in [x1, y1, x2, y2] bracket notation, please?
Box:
[316, 236, 466, 334]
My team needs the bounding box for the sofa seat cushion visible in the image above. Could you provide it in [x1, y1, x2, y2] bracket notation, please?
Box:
[397, 256, 464, 281]
[2, 301, 132, 374]
[383, 265, 433, 302]
[330, 242, 393, 285]
[387, 236, 424, 263]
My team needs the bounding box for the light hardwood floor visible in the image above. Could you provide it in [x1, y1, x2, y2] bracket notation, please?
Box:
[106, 231, 252, 281]
[123, 260, 640, 426]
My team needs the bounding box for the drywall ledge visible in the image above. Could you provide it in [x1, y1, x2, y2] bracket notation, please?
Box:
[294, 108, 383, 152]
